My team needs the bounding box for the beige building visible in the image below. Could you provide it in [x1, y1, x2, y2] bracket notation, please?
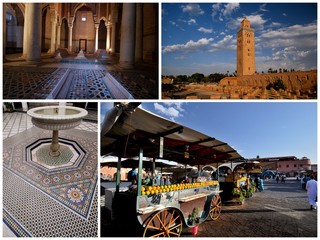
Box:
[237, 17, 255, 76]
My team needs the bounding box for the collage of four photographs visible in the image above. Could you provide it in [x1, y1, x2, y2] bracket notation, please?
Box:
[2, 2, 318, 238]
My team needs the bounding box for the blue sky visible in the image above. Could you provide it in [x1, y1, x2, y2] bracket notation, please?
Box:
[101, 102, 317, 164]
[162, 3, 317, 76]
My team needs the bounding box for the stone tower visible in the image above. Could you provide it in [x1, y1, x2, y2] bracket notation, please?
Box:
[237, 17, 255, 76]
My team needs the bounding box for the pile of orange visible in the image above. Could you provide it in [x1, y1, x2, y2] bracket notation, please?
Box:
[140, 180, 218, 196]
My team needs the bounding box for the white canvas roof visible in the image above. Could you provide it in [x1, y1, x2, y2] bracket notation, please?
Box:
[101, 103, 243, 166]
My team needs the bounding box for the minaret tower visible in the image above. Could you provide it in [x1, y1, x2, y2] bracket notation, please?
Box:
[237, 17, 255, 76]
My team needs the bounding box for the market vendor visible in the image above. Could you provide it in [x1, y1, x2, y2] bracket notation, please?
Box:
[128, 179, 137, 191]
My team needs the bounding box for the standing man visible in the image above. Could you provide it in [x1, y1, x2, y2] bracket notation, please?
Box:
[306, 175, 317, 210]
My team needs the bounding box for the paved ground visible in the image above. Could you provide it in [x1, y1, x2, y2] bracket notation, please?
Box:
[184, 178, 317, 237]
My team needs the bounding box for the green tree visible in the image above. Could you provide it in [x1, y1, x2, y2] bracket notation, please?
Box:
[190, 73, 205, 83]
[175, 75, 188, 83]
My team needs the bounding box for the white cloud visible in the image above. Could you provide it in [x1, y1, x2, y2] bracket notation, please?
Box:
[227, 14, 268, 30]
[270, 22, 281, 27]
[163, 102, 186, 112]
[259, 3, 268, 12]
[181, 4, 204, 16]
[154, 103, 184, 120]
[188, 18, 196, 25]
[212, 3, 239, 22]
[198, 27, 213, 34]
[222, 3, 240, 17]
[210, 35, 236, 52]
[162, 38, 214, 54]
[169, 20, 177, 26]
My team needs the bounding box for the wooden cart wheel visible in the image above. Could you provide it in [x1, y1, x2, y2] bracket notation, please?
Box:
[209, 194, 222, 220]
[143, 208, 183, 237]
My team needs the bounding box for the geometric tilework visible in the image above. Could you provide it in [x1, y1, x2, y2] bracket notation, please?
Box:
[34, 143, 75, 166]
[26, 138, 84, 170]
[3, 67, 68, 99]
[3, 168, 98, 237]
[3, 209, 32, 237]
[3, 128, 98, 237]
[66, 69, 114, 99]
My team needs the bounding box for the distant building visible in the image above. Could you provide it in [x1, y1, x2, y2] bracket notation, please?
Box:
[162, 77, 174, 84]
[249, 156, 314, 177]
[237, 17, 255, 76]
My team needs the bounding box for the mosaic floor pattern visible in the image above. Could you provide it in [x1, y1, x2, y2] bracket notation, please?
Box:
[109, 70, 158, 99]
[3, 67, 68, 99]
[66, 69, 113, 99]
[3, 127, 98, 237]
[3, 66, 114, 99]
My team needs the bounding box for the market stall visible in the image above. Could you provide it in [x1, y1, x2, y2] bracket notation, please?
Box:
[218, 161, 261, 203]
[101, 103, 243, 237]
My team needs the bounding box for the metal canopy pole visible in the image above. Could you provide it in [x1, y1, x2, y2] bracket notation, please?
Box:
[137, 147, 143, 196]
[116, 156, 121, 193]
[152, 157, 156, 186]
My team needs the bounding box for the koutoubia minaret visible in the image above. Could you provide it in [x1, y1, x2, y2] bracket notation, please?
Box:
[237, 17, 255, 76]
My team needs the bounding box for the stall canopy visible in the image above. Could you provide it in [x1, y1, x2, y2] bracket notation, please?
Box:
[101, 103, 243, 166]
[101, 158, 177, 169]
[218, 161, 261, 173]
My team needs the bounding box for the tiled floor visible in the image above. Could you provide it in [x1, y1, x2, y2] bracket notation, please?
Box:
[3, 54, 158, 99]
[3, 112, 97, 140]
[3, 119, 98, 237]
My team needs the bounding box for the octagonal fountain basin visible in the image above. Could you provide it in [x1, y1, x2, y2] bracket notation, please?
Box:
[27, 106, 88, 157]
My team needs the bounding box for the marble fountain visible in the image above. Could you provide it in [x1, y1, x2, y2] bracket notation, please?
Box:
[27, 106, 88, 161]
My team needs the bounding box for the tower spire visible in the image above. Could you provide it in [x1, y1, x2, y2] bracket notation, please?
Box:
[237, 17, 255, 76]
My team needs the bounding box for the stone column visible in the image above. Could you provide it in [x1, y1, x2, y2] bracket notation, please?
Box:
[94, 23, 99, 52]
[111, 19, 116, 54]
[3, 4, 7, 58]
[119, 3, 136, 69]
[22, 4, 29, 58]
[49, 10, 57, 53]
[22, 102, 29, 112]
[135, 3, 143, 62]
[25, 3, 42, 63]
[106, 23, 111, 52]
[50, 130, 60, 156]
[68, 23, 73, 53]
[110, 5, 118, 55]
[56, 22, 61, 49]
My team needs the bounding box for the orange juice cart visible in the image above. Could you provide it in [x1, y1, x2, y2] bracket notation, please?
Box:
[218, 162, 260, 203]
[101, 103, 243, 237]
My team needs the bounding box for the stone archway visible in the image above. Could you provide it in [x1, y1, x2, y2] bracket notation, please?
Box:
[41, 6, 51, 52]
[5, 4, 24, 53]
[98, 19, 107, 49]
[60, 18, 68, 49]
[73, 5, 95, 53]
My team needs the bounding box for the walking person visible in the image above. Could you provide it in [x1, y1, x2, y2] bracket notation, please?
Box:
[281, 175, 286, 183]
[259, 177, 264, 191]
[254, 177, 259, 192]
[306, 175, 317, 210]
[276, 175, 279, 183]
